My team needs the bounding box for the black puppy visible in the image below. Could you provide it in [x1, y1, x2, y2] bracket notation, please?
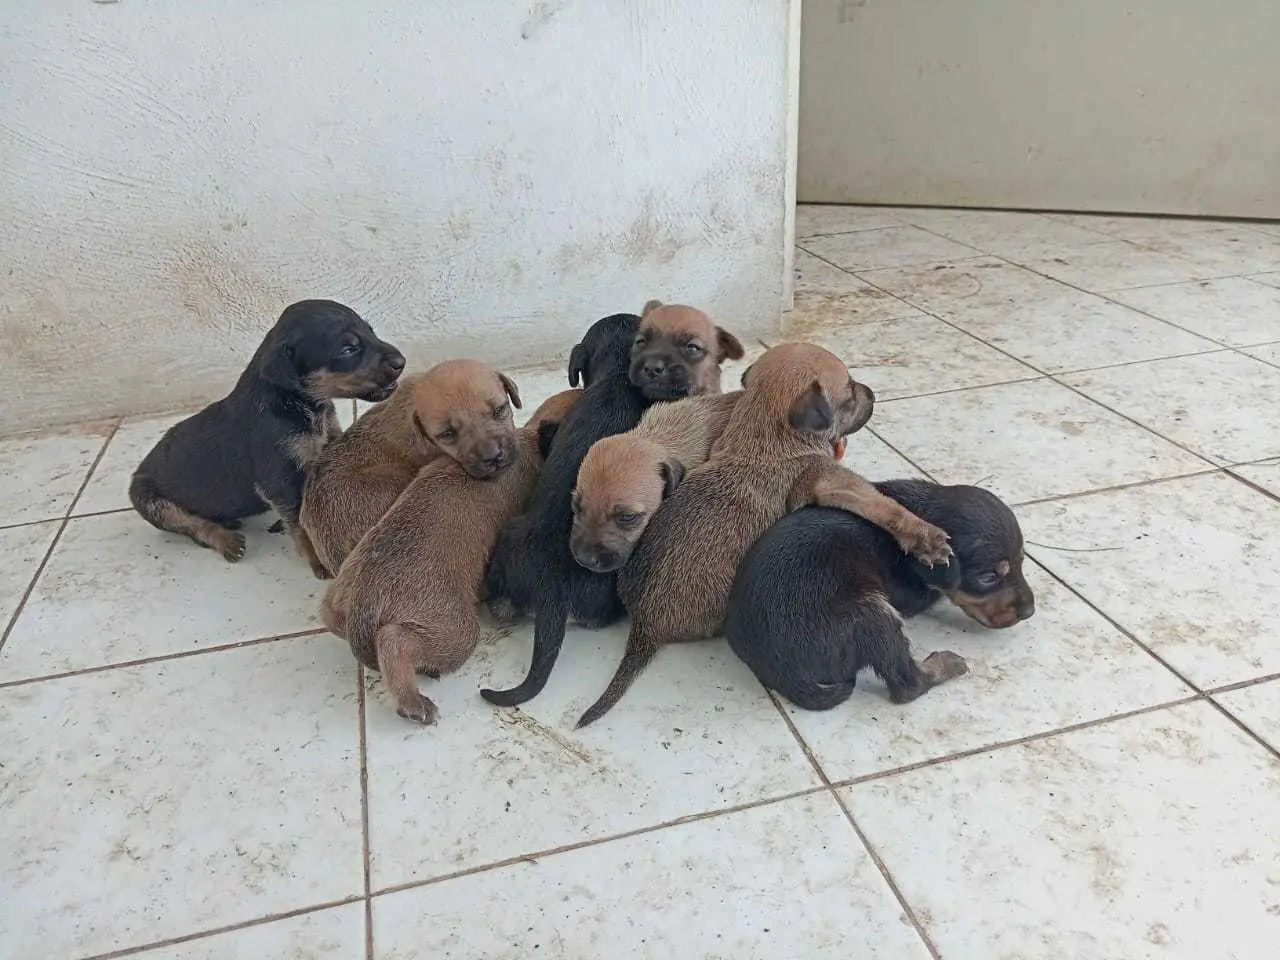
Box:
[480, 313, 652, 707]
[130, 299, 404, 576]
[725, 479, 1035, 711]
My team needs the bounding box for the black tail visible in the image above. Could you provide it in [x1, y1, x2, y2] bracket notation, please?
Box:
[574, 634, 661, 728]
[480, 594, 568, 706]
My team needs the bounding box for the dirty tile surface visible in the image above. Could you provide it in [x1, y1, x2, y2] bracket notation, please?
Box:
[2, 206, 1278, 959]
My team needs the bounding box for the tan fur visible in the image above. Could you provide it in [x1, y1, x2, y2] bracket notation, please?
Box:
[301, 360, 523, 576]
[321, 389, 573, 724]
[576, 342, 955, 727]
[569, 391, 742, 572]
[631, 301, 745, 399]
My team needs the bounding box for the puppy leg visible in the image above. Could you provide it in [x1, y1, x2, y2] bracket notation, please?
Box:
[875, 636, 968, 705]
[790, 464, 954, 566]
[376, 624, 440, 725]
[129, 475, 246, 562]
[257, 479, 332, 579]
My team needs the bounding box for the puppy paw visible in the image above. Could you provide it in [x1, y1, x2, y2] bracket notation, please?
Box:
[216, 531, 247, 563]
[921, 650, 969, 683]
[900, 522, 954, 567]
[487, 598, 521, 627]
[395, 693, 440, 726]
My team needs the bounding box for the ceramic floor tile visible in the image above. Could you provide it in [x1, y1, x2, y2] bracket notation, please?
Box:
[1107, 277, 1280, 347]
[1067, 216, 1280, 276]
[1244, 341, 1280, 366]
[803, 314, 1037, 400]
[0, 637, 362, 960]
[1015, 240, 1213, 291]
[0, 423, 114, 526]
[75, 412, 189, 516]
[869, 379, 1208, 504]
[1020, 473, 1280, 688]
[791, 250, 926, 327]
[843, 701, 1280, 960]
[1232, 458, 1280, 496]
[0, 511, 324, 681]
[859, 258, 1214, 372]
[786, 564, 1191, 783]
[131, 903, 366, 960]
[802, 225, 980, 272]
[1250, 271, 1280, 289]
[905, 209, 1114, 258]
[363, 620, 819, 890]
[1214, 680, 1280, 753]
[0, 521, 58, 632]
[1062, 351, 1280, 464]
[795, 203, 908, 237]
[372, 791, 931, 960]
[843, 429, 927, 481]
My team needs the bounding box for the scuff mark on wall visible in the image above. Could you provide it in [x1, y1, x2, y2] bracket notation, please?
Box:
[521, 0, 573, 40]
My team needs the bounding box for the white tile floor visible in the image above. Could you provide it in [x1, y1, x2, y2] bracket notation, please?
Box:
[2, 205, 1279, 960]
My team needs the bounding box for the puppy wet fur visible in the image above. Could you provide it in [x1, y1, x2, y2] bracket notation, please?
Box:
[129, 300, 404, 575]
[725, 481, 1035, 711]
[570, 391, 742, 574]
[631, 300, 744, 400]
[300, 359, 525, 575]
[481, 305, 742, 708]
[322, 387, 578, 724]
[575, 341, 957, 728]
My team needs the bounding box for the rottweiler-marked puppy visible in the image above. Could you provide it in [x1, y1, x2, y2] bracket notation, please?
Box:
[481, 305, 743, 708]
[129, 300, 404, 575]
[725, 480, 1035, 710]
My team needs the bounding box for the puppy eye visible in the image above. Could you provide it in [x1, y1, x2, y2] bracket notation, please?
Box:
[682, 343, 705, 357]
[337, 344, 361, 358]
[616, 512, 642, 526]
[974, 571, 1002, 589]
[633, 337, 646, 348]
[437, 428, 458, 443]
[492, 403, 508, 420]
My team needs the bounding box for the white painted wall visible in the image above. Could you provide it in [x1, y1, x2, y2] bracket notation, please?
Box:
[0, 0, 796, 434]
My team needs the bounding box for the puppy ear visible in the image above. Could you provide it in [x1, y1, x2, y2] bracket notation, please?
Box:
[567, 343, 590, 388]
[260, 339, 301, 391]
[659, 458, 685, 499]
[498, 372, 523, 410]
[908, 553, 962, 591]
[642, 299, 663, 317]
[412, 412, 439, 451]
[536, 420, 560, 460]
[739, 362, 756, 389]
[788, 380, 833, 433]
[715, 327, 745, 362]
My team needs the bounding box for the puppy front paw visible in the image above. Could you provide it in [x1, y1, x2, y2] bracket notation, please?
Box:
[921, 650, 969, 683]
[487, 598, 521, 627]
[899, 522, 954, 567]
[395, 693, 440, 726]
[215, 530, 247, 563]
[267, 519, 285, 534]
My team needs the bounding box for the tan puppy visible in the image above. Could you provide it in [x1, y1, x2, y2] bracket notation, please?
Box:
[569, 391, 742, 573]
[301, 359, 524, 576]
[321, 388, 579, 724]
[630, 300, 744, 400]
[575, 342, 955, 727]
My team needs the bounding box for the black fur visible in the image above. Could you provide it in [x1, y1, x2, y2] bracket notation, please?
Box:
[129, 300, 403, 558]
[725, 479, 1035, 710]
[480, 313, 652, 706]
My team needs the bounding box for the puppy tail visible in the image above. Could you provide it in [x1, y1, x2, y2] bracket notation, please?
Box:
[574, 633, 660, 728]
[480, 595, 568, 707]
[345, 601, 383, 674]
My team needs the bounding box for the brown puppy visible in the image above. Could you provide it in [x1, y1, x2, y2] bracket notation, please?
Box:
[301, 359, 524, 576]
[569, 391, 743, 573]
[321, 388, 579, 724]
[630, 300, 744, 400]
[575, 342, 956, 727]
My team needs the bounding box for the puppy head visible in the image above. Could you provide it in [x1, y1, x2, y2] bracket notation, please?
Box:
[742, 342, 875, 448]
[629, 301, 744, 401]
[567, 313, 643, 389]
[895, 483, 1035, 629]
[260, 300, 406, 403]
[569, 435, 683, 573]
[408, 360, 522, 479]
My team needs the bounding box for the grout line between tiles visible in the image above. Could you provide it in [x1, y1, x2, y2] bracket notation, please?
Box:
[1207, 671, 1280, 695]
[0, 628, 327, 690]
[1009, 467, 1224, 509]
[832, 695, 1203, 790]
[369, 784, 830, 900]
[0, 420, 120, 659]
[358, 667, 374, 960]
[74, 896, 365, 960]
[1202, 694, 1280, 763]
[865, 427, 939, 482]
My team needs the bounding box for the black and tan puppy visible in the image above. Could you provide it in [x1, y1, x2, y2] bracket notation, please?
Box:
[725, 481, 1035, 711]
[300, 360, 526, 576]
[480, 306, 742, 708]
[575, 342, 956, 727]
[321, 387, 579, 724]
[130, 300, 404, 574]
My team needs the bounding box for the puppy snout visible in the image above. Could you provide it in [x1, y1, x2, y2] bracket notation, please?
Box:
[385, 350, 406, 373]
[643, 358, 667, 379]
[1015, 593, 1036, 621]
[480, 441, 508, 469]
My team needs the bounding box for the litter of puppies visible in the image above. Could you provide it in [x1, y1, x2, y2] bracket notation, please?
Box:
[130, 298, 1035, 726]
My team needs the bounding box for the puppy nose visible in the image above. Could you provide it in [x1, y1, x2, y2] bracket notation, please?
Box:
[592, 550, 619, 571]
[1016, 596, 1036, 620]
[643, 359, 666, 378]
[480, 443, 506, 468]
[386, 351, 406, 372]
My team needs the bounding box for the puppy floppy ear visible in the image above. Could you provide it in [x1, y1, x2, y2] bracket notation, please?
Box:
[260, 337, 302, 391]
[788, 379, 833, 433]
[567, 343, 590, 388]
[659, 458, 685, 499]
[714, 327, 745, 362]
[642, 299, 663, 317]
[536, 420, 561, 460]
[498, 372, 523, 409]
